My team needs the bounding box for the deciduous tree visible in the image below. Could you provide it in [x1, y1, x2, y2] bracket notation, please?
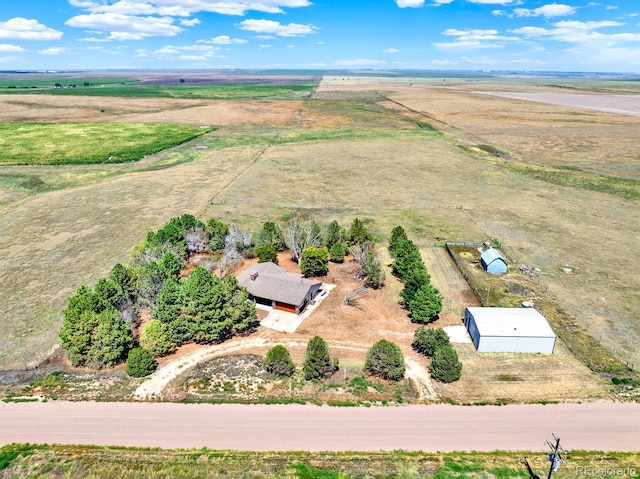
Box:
[300, 246, 329, 277]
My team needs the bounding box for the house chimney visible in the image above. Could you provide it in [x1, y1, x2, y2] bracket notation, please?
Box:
[250, 271, 258, 281]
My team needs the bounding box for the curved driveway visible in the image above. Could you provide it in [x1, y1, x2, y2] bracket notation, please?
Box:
[1, 402, 639, 452]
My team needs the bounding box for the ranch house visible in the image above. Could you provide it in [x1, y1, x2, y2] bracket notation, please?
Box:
[237, 261, 322, 314]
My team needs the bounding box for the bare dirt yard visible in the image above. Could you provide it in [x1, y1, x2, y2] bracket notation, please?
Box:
[0, 73, 636, 404]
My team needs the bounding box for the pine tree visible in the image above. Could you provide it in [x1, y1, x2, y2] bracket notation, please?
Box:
[430, 345, 462, 383]
[264, 345, 296, 377]
[140, 319, 176, 357]
[303, 336, 338, 380]
[413, 327, 450, 357]
[408, 284, 442, 323]
[348, 218, 372, 246]
[126, 347, 157, 377]
[364, 339, 406, 381]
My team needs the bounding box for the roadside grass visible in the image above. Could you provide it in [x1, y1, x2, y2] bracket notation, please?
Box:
[0, 123, 214, 165]
[0, 84, 317, 99]
[1, 445, 638, 478]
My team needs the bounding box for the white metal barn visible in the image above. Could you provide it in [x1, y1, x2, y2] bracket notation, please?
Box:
[464, 307, 556, 353]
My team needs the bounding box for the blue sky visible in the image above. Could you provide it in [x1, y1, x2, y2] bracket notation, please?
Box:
[0, 0, 639, 72]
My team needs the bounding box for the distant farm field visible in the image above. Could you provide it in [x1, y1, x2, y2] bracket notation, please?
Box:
[0, 123, 213, 165]
[0, 77, 138, 88]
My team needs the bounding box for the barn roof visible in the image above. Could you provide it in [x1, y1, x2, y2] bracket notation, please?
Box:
[480, 247, 507, 266]
[237, 262, 321, 307]
[465, 307, 556, 338]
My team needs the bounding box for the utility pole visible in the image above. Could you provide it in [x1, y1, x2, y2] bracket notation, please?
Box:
[523, 434, 564, 479]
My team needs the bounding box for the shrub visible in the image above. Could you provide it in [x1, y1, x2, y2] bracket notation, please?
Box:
[413, 326, 450, 357]
[364, 339, 406, 381]
[264, 345, 296, 377]
[255, 245, 278, 264]
[300, 246, 329, 277]
[430, 345, 462, 383]
[126, 347, 157, 377]
[140, 319, 176, 357]
[303, 336, 338, 380]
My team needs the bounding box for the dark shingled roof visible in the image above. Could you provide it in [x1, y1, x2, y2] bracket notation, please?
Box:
[237, 262, 321, 307]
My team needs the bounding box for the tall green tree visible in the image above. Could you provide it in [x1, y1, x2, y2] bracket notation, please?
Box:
[303, 336, 338, 380]
[348, 218, 372, 246]
[59, 291, 102, 366]
[329, 242, 346, 263]
[88, 308, 133, 368]
[300, 246, 329, 277]
[364, 339, 405, 381]
[264, 345, 296, 377]
[205, 217, 229, 252]
[140, 319, 176, 357]
[408, 284, 442, 323]
[362, 250, 385, 289]
[324, 220, 344, 248]
[400, 265, 431, 306]
[388, 226, 408, 258]
[255, 221, 286, 251]
[430, 345, 462, 383]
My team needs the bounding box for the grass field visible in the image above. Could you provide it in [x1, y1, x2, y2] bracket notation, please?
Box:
[0, 76, 638, 404]
[1, 445, 637, 478]
[0, 123, 214, 165]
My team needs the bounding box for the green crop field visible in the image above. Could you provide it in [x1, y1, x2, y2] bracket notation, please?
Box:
[0, 77, 138, 88]
[0, 83, 317, 99]
[0, 123, 214, 165]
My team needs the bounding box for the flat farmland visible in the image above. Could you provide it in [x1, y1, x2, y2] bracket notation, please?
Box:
[0, 75, 637, 401]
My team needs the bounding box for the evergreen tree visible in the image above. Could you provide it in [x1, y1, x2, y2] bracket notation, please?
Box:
[325, 220, 344, 248]
[413, 327, 450, 357]
[126, 347, 157, 377]
[329, 242, 346, 263]
[255, 221, 286, 251]
[408, 284, 442, 323]
[400, 265, 431, 306]
[88, 308, 133, 368]
[430, 345, 462, 383]
[300, 246, 329, 277]
[264, 345, 296, 377]
[348, 218, 372, 246]
[364, 339, 406, 381]
[362, 250, 385, 289]
[205, 217, 229, 252]
[391, 239, 423, 279]
[158, 252, 181, 280]
[140, 319, 176, 357]
[59, 286, 102, 366]
[388, 226, 408, 258]
[303, 336, 338, 380]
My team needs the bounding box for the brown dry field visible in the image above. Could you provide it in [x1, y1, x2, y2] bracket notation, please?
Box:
[0, 75, 636, 403]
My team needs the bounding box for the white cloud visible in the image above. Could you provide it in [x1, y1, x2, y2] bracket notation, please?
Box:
[436, 28, 520, 50]
[334, 58, 385, 66]
[66, 13, 182, 40]
[511, 20, 638, 46]
[39, 47, 70, 55]
[467, 0, 522, 5]
[68, 0, 312, 17]
[0, 18, 63, 40]
[431, 0, 454, 4]
[514, 3, 576, 18]
[383, 48, 400, 53]
[259, 44, 272, 48]
[238, 19, 317, 37]
[0, 44, 26, 52]
[203, 35, 247, 44]
[179, 18, 200, 26]
[396, 0, 425, 7]
[317, 41, 325, 45]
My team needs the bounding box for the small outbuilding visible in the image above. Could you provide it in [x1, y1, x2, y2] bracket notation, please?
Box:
[464, 307, 556, 353]
[237, 262, 322, 314]
[480, 247, 508, 274]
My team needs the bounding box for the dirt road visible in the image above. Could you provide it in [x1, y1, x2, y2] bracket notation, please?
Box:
[1, 402, 638, 452]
